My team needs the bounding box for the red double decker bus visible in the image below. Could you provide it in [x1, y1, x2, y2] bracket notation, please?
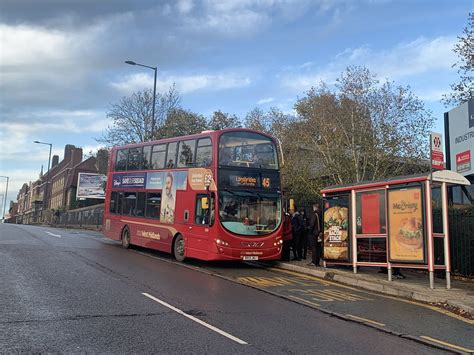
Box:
[103, 128, 283, 261]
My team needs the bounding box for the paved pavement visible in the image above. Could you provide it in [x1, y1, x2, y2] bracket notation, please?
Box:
[267, 254, 474, 317]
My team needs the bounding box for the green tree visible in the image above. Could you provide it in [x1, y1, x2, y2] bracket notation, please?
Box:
[208, 110, 241, 130]
[294, 66, 434, 186]
[443, 12, 473, 107]
[157, 108, 207, 138]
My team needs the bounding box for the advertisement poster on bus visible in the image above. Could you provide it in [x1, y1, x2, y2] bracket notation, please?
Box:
[323, 196, 350, 261]
[388, 187, 425, 263]
[147, 171, 187, 190]
[77, 173, 106, 199]
[160, 172, 177, 223]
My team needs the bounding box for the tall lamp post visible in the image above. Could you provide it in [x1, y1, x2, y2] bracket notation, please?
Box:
[125, 60, 157, 141]
[0, 176, 9, 220]
[34, 141, 52, 216]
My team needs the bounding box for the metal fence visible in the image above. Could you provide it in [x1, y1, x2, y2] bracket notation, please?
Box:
[436, 210, 474, 278]
[57, 204, 104, 230]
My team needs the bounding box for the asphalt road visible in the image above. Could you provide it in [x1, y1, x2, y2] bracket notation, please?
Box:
[0, 223, 455, 353]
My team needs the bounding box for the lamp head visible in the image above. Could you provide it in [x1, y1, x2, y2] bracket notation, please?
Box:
[125, 60, 136, 65]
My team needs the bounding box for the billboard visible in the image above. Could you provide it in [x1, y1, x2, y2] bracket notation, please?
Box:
[77, 173, 107, 199]
[323, 195, 350, 261]
[446, 99, 474, 176]
[387, 186, 425, 263]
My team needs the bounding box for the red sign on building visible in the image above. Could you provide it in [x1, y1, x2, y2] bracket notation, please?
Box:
[456, 150, 471, 173]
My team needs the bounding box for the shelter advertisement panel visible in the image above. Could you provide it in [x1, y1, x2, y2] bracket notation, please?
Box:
[77, 173, 106, 199]
[388, 186, 425, 263]
[323, 195, 350, 261]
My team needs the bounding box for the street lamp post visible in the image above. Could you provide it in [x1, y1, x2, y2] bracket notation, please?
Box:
[0, 176, 9, 220]
[33, 141, 52, 216]
[125, 60, 157, 141]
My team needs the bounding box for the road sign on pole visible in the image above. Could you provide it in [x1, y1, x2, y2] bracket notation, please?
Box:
[430, 132, 444, 170]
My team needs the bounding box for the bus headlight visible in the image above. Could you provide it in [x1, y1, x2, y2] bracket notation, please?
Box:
[216, 239, 229, 247]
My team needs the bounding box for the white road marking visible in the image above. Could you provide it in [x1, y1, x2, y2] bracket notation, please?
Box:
[142, 292, 248, 345]
[45, 231, 62, 238]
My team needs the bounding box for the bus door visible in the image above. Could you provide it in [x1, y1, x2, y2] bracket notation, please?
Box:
[186, 193, 215, 255]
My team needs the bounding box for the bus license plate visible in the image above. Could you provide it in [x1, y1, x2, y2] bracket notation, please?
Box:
[243, 256, 259, 261]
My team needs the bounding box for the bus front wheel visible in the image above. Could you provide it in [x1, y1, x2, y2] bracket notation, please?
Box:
[173, 234, 186, 262]
[121, 227, 131, 249]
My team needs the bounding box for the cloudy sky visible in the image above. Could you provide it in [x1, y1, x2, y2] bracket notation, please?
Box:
[0, 0, 471, 210]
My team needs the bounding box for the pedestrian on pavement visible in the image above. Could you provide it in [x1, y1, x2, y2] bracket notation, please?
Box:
[281, 209, 293, 261]
[308, 203, 322, 266]
[299, 208, 309, 260]
[291, 208, 301, 260]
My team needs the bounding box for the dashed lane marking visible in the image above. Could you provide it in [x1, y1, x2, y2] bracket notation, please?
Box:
[45, 231, 61, 238]
[346, 314, 386, 327]
[142, 292, 248, 345]
[420, 336, 474, 353]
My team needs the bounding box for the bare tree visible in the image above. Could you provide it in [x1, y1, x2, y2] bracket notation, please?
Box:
[443, 12, 473, 107]
[97, 86, 180, 146]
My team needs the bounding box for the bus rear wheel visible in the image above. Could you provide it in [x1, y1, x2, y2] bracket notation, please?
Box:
[121, 227, 131, 249]
[173, 234, 186, 262]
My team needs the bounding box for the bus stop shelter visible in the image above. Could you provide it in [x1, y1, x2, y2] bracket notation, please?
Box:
[320, 170, 470, 289]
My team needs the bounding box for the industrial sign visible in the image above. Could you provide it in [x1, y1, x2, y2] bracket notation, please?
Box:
[446, 99, 474, 176]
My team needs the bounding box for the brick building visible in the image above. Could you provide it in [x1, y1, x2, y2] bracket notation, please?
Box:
[15, 145, 107, 224]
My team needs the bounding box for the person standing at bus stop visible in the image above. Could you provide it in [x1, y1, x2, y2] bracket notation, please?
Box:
[291, 209, 302, 260]
[308, 204, 322, 266]
[281, 209, 292, 261]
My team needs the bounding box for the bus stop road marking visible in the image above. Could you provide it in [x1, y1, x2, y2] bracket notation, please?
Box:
[269, 269, 474, 325]
[380, 294, 474, 325]
[420, 336, 474, 353]
[45, 231, 61, 238]
[288, 288, 372, 302]
[288, 295, 321, 307]
[142, 292, 248, 345]
[346, 314, 385, 327]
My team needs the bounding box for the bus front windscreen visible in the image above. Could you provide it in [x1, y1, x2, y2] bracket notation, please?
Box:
[219, 191, 281, 236]
[219, 131, 278, 170]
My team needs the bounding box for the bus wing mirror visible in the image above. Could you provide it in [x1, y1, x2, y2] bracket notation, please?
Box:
[201, 197, 209, 209]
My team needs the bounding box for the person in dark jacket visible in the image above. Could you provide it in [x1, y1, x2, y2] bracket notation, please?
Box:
[291, 209, 301, 260]
[299, 208, 309, 259]
[308, 204, 322, 266]
[281, 210, 293, 261]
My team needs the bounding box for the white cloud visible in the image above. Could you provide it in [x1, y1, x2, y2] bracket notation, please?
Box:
[280, 36, 457, 98]
[110, 72, 251, 95]
[176, 0, 194, 14]
[257, 97, 275, 105]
